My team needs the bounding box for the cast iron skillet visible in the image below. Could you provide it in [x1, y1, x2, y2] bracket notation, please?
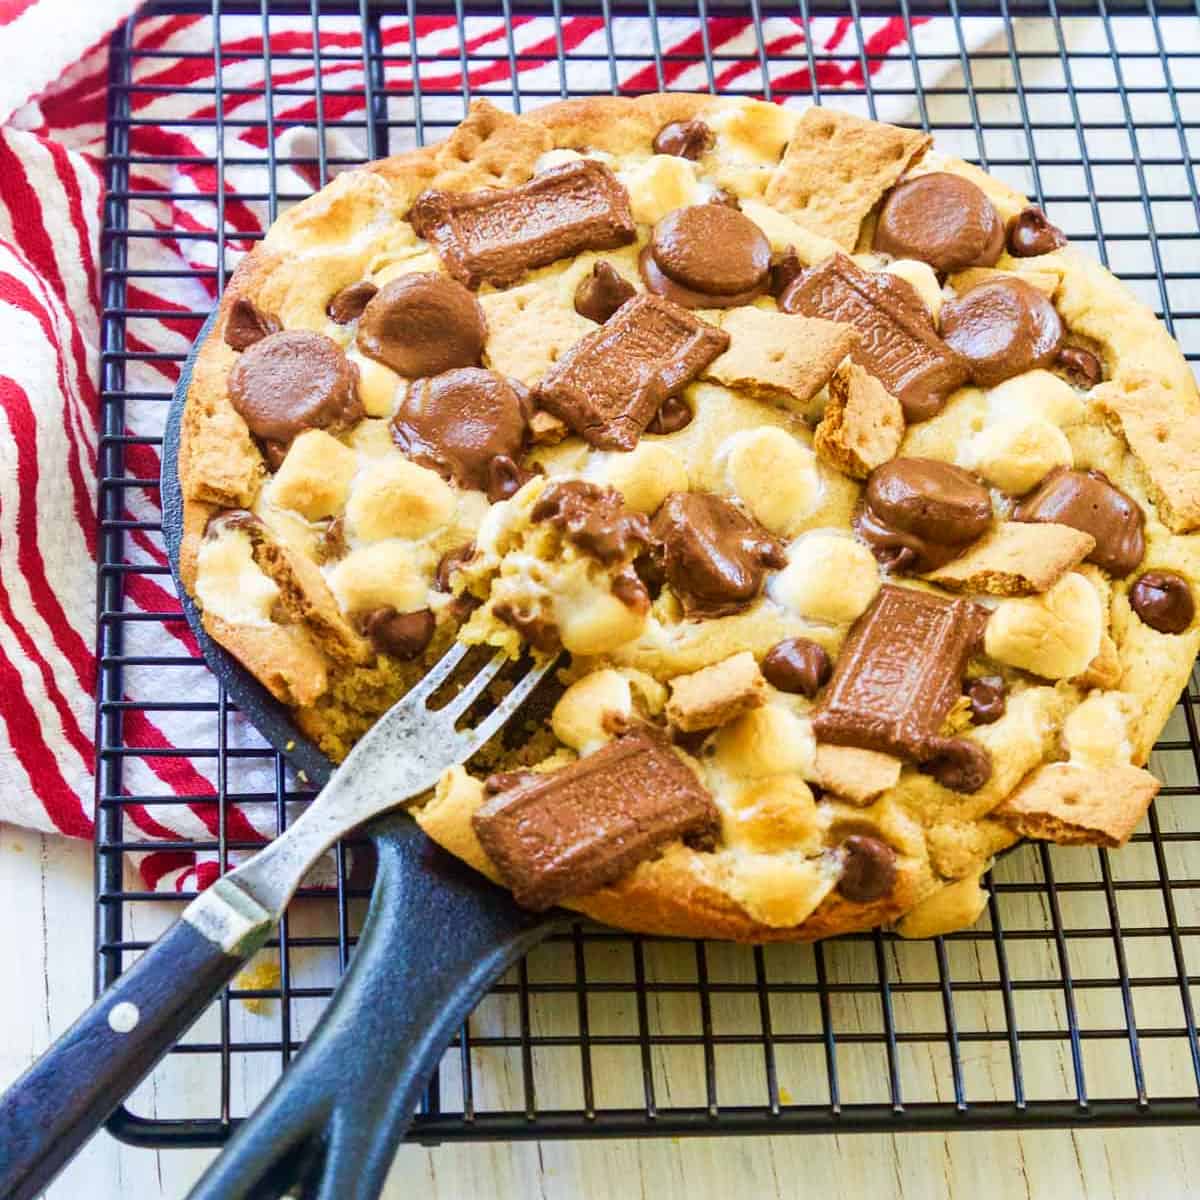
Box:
[159, 314, 562, 1200]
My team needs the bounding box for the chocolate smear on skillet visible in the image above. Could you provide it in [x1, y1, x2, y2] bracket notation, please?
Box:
[1006, 205, 1067, 258]
[640, 205, 771, 309]
[1057, 344, 1103, 389]
[362, 607, 435, 659]
[856, 458, 992, 573]
[653, 119, 713, 160]
[574, 260, 636, 324]
[535, 292, 728, 452]
[1130, 570, 1194, 635]
[408, 158, 635, 290]
[873, 173, 1004, 273]
[966, 676, 1007, 725]
[224, 297, 281, 352]
[228, 330, 362, 451]
[473, 729, 720, 910]
[356, 273, 486, 378]
[940, 277, 1064, 388]
[813, 584, 991, 793]
[650, 492, 785, 619]
[326, 280, 378, 324]
[837, 835, 897, 903]
[531, 480, 653, 564]
[761, 637, 832, 699]
[1014, 467, 1145, 577]
[780, 253, 968, 423]
[392, 367, 531, 496]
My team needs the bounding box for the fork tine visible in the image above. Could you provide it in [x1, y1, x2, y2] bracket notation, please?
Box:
[402, 640, 470, 707]
[463, 655, 559, 748]
[439, 649, 510, 721]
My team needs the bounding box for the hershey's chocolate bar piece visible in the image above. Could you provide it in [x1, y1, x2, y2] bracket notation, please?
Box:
[408, 159, 636, 289]
[814, 585, 988, 762]
[780, 253, 968, 423]
[472, 731, 720, 911]
[535, 293, 729, 451]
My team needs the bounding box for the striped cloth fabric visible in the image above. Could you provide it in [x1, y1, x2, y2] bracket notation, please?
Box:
[0, 5, 999, 890]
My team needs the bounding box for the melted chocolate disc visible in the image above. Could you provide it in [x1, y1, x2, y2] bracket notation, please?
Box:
[874, 172, 1004, 273]
[642, 205, 770, 308]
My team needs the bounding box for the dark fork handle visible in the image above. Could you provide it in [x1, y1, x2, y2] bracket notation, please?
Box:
[186, 815, 559, 1200]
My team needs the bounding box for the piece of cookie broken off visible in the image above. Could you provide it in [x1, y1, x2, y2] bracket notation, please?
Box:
[535, 293, 729, 451]
[666, 651, 767, 733]
[814, 360, 904, 478]
[702, 308, 857, 421]
[409, 158, 636, 290]
[764, 107, 932, 251]
[921, 521, 1095, 597]
[472, 730, 720, 910]
[993, 762, 1159, 847]
[810, 743, 902, 805]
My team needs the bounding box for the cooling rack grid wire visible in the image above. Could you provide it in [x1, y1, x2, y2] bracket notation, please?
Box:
[97, 0, 1200, 1147]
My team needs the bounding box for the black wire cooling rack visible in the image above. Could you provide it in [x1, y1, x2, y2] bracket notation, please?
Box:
[97, 0, 1200, 1148]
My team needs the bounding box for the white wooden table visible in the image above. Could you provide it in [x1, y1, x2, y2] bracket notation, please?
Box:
[4, 819, 1198, 1200]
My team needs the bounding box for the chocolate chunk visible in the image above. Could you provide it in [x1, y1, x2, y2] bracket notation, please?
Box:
[650, 492, 785, 619]
[837, 835, 897, 902]
[813, 585, 989, 766]
[1057, 344, 1103, 389]
[315, 516, 348, 565]
[965, 675, 1007, 725]
[363, 607, 435, 659]
[647, 393, 693, 436]
[574, 260, 636, 324]
[641, 205, 770, 309]
[874, 173, 1004, 273]
[531, 480, 652, 564]
[920, 737, 993, 794]
[612, 566, 652, 614]
[780, 254, 968, 423]
[653, 119, 713, 160]
[224, 297, 281, 352]
[534, 293, 728, 452]
[472, 730, 720, 910]
[768, 247, 804, 298]
[486, 455, 533, 504]
[205, 508, 265, 539]
[940, 277, 1064, 389]
[356, 273, 486, 378]
[1006, 206, 1067, 258]
[856, 458, 993, 573]
[761, 638, 832, 699]
[435, 542, 475, 592]
[228, 330, 362, 447]
[392, 367, 529, 493]
[409, 159, 636, 290]
[1014, 467, 1145, 577]
[1130, 570, 1194, 634]
[493, 602, 560, 653]
[326, 280, 378, 324]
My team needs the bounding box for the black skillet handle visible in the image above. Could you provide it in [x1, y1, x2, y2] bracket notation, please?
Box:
[186, 815, 560, 1200]
[0, 916, 253, 1200]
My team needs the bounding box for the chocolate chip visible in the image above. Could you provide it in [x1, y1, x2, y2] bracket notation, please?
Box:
[363, 607, 435, 659]
[874, 172, 1004, 273]
[493, 602, 561, 653]
[1056, 344, 1103, 389]
[965, 676, 1006, 725]
[646, 392, 694, 436]
[1130, 570, 1194, 635]
[652, 119, 714, 160]
[326, 280, 378, 324]
[314, 516, 348, 565]
[837, 835, 897, 902]
[920, 737, 992, 794]
[574, 260, 636, 324]
[761, 638, 831, 699]
[224, 297, 281, 352]
[486, 455, 531, 504]
[1005, 205, 1067, 258]
[612, 566, 652, 614]
[435, 543, 475, 592]
[768, 247, 804, 298]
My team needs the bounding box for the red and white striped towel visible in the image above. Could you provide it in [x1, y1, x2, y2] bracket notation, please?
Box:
[0, 5, 1000, 890]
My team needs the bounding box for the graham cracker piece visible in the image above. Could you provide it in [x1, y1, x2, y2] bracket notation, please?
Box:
[703, 308, 857, 418]
[481, 279, 595, 387]
[993, 761, 1160, 847]
[813, 360, 904, 479]
[949, 265, 1061, 297]
[764, 107, 932, 251]
[666, 651, 767, 733]
[1093, 370, 1200, 533]
[432, 99, 552, 190]
[1073, 632, 1122, 690]
[810, 743, 902, 804]
[921, 521, 1096, 597]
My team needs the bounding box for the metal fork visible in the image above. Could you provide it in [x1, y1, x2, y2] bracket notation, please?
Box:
[0, 643, 556, 1200]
